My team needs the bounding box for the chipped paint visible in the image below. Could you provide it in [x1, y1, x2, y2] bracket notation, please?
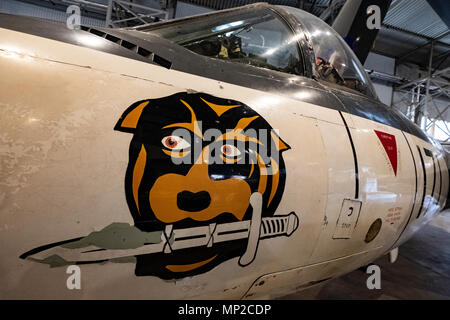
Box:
[0, 22, 448, 299]
[61, 223, 162, 250]
[110, 256, 137, 264]
[28, 254, 73, 268]
[0, 102, 98, 194]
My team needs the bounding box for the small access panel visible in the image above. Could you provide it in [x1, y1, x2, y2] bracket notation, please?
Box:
[333, 199, 362, 239]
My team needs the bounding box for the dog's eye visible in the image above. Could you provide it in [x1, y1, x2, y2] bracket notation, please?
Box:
[221, 144, 241, 157]
[161, 136, 190, 150]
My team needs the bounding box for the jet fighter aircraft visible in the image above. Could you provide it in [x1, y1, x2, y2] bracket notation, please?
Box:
[0, 2, 448, 299]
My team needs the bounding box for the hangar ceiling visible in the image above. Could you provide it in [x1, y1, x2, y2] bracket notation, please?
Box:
[8, 0, 449, 70]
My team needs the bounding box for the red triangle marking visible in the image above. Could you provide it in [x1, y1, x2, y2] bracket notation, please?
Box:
[374, 130, 397, 176]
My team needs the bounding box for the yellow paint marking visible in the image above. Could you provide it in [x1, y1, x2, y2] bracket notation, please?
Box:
[234, 116, 259, 131]
[165, 255, 218, 272]
[256, 153, 268, 195]
[271, 130, 289, 151]
[132, 145, 147, 213]
[163, 99, 203, 138]
[121, 101, 149, 129]
[215, 130, 260, 145]
[200, 98, 240, 117]
[162, 149, 191, 158]
[268, 157, 279, 207]
[249, 160, 255, 178]
[150, 146, 251, 222]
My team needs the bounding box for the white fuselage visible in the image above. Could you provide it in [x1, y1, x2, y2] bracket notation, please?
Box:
[0, 26, 447, 299]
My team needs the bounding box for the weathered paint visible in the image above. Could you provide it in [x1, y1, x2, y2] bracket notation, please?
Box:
[0, 21, 448, 299]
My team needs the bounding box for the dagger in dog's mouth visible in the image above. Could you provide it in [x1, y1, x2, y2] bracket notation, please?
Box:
[162, 192, 264, 271]
[20, 192, 298, 270]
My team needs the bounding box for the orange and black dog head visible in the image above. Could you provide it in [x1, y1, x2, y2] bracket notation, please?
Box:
[115, 92, 290, 279]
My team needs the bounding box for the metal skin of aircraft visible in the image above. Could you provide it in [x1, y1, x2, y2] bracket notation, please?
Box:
[0, 3, 448, 299]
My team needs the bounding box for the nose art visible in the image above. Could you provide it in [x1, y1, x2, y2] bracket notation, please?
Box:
[177, 191, 211, 212]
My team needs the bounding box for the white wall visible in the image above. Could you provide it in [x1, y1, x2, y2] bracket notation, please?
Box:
[175, 1, 214, 18]
[364, 52, 395, 106]
[365, 52, 395, 74]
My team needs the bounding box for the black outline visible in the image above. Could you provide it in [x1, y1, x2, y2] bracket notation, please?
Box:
[430, 155, 437, 205]
[421, 148, 435, 217]
[437, 156, 442, 204]
[217, 229, 248, 236]
[416, 146, 427, 219]
[175, 234, 207, 242]
[338, 111, 359, 199]
[391, 132, 418, 248]
[19, 237, 83, 260]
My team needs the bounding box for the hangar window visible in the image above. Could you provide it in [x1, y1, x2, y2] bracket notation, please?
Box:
[280, 6, 377, 98]
[145, 8, 304, 76]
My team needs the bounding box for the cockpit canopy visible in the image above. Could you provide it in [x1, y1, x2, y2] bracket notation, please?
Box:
[281, 6, 376, 98]
[138, 4, 377, 99]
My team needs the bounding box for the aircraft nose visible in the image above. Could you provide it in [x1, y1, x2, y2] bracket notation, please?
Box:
[177, 191, 211, 212]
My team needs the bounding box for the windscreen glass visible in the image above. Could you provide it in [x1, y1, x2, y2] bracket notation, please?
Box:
[143, 8, 304, 76]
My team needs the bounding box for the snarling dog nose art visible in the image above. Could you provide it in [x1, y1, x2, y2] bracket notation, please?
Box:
[20, 92, 298, 280]
[115, 92, 298, 278]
